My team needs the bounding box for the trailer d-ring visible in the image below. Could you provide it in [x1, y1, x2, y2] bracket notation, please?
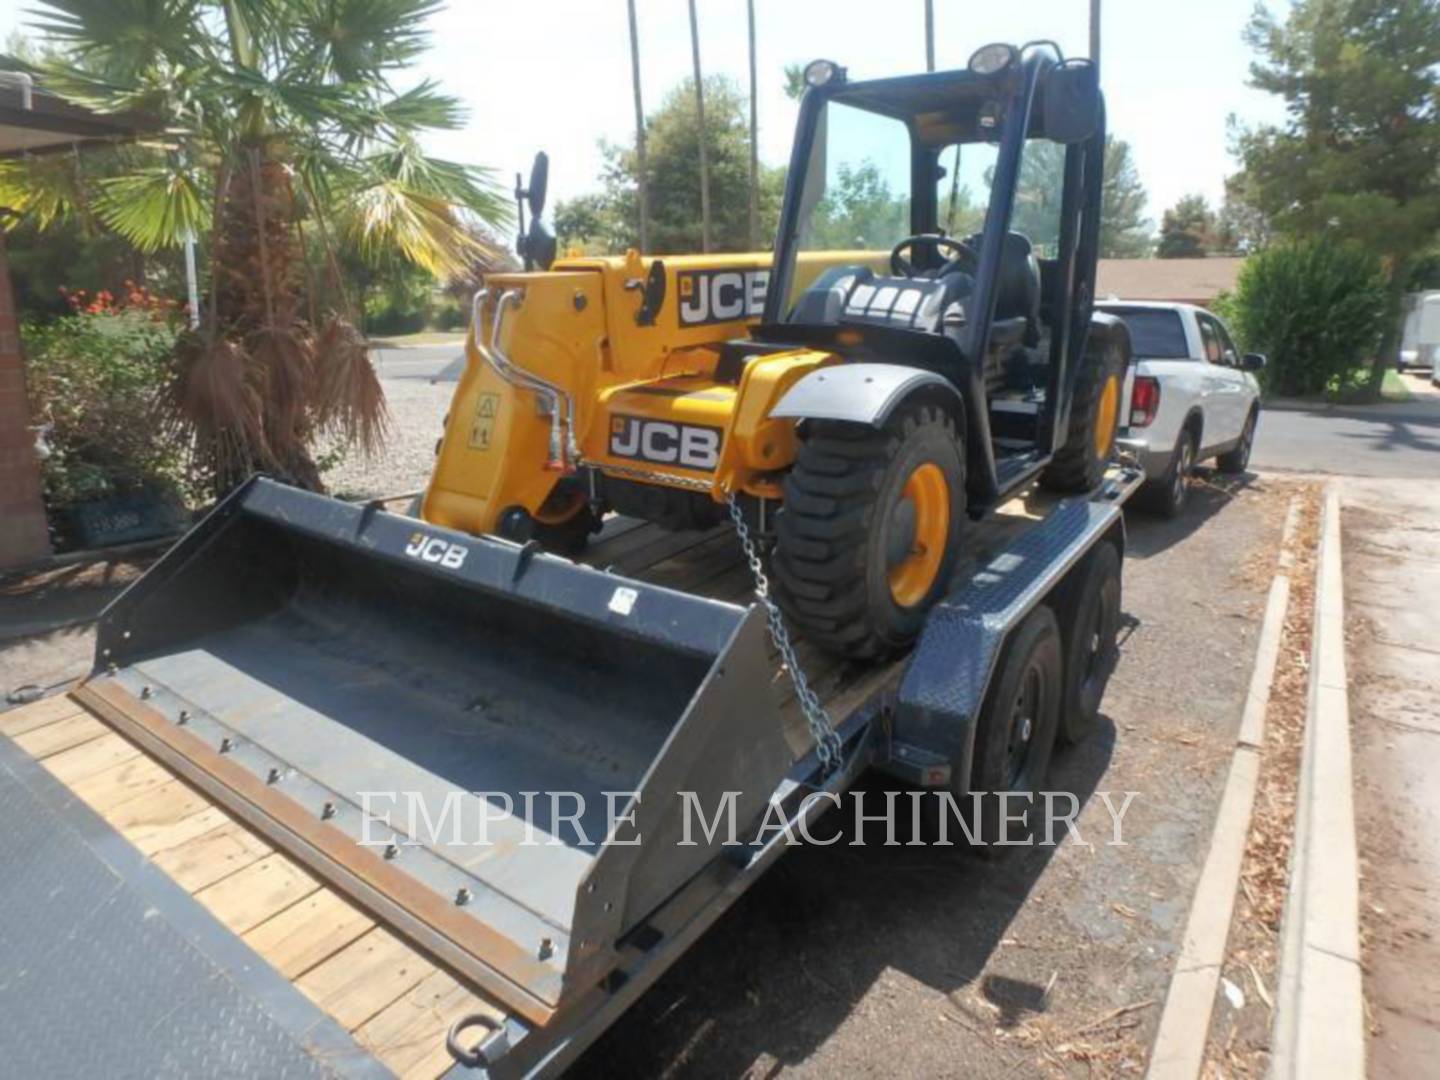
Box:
[447, 1013, 502, 1068]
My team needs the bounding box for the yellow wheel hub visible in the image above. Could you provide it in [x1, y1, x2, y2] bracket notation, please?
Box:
[1094, 373, 1120, 459]
[887, 462, 950, 608]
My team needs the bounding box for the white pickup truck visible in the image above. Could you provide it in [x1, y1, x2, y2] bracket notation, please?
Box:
[1096, 301, 1265, 517]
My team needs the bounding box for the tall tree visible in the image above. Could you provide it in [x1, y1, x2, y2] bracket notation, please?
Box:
[687, 0, 711, 252]
[626, 0, 649, 253]
[555, 77, 783, 255]
[1156, 193, 1215, 258]
[1214, 174, 1272, 254]
[1234, 0, 1440, 388]
[1, 0, 507, 492]
[746, 0, 759, 250]
[1099, 138, 1152, 257]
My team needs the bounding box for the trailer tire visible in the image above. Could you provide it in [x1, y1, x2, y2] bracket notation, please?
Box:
[933, 604, 1071, 852]
[1040, 338, 1127, 494]
[1058, 540, 1121, 745]
[965, 604, 1063, 847]
[773, 401, 965, 659]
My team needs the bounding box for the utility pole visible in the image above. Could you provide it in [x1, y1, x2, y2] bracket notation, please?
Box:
[1089, 0, 1101, 75]
[924, 0, 935, 71]
[746, 0, 759, 251]
[688, 0, 712, 253]
[626, 0, 649, 253]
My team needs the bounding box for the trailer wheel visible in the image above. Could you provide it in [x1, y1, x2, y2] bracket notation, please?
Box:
[960, 605, 1063, 847]
[772, 401, 966, 659]
[1040, 338, 1127, 494]
[1059, 540, 1121, 745]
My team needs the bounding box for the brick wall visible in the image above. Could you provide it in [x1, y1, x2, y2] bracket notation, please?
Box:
[0, 233, 52, 568]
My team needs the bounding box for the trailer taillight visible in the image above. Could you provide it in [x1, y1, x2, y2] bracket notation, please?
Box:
[1130, 376, 1160, 427]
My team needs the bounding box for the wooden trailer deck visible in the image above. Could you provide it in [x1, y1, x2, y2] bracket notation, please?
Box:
[0, 494, 1049, 1077]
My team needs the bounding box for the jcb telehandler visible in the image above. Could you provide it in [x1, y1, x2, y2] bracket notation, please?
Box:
[62, 42, 1141, 1076]
[418, 44, 1129, 658]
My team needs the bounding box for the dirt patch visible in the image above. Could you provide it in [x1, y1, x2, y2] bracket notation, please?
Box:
[1198, 482, 1322, 1075]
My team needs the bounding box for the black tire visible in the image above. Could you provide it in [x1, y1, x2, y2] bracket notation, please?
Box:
[1040, 337, 1127, 493]
[1140, 424, 1197, 519]
[1058, 540, 1122, 745]
[1216, 408, 1258, 473]
[773, 401, 966, 659]
[966, 605, 1064, 847]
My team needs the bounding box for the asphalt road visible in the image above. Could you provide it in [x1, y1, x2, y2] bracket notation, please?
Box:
[369, 344, 463, 382]
[1252, 373, 1440, 478]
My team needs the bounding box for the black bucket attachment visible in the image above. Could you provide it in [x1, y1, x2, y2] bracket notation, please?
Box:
[78, 478, 801, 1024]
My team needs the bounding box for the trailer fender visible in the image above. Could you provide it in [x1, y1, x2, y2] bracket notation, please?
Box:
[883, 486, 1134, 792]
[768, 362, 963, 428]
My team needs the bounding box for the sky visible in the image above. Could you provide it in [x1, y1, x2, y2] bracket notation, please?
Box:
[0, 0, 1291, 235]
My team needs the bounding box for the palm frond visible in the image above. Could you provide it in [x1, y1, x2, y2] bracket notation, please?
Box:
[311, 314, 388, 454]
[95, 164, 208, 250]
[24, 0, 207, 80]
[292, 0, 444, 82]
[0, 155, 93, 231]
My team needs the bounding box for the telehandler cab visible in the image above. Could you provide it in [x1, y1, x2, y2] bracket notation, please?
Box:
[421, 42, 1130, 658]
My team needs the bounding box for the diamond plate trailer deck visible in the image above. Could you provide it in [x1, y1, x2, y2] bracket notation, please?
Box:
[1, 465, 1139, 1079]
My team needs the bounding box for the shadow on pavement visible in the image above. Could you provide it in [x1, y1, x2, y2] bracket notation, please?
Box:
[1123, 470, 1259, 561]
[570, 718, 1117, 1077]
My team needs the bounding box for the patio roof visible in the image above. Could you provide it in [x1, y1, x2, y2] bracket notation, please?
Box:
[0, 78, 153, 158]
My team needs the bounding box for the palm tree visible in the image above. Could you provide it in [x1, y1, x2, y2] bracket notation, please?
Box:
[626, 0, 649, 253]
[2, 0, 508, 493]
[687, 0, 711, 253]
[746, 0, 759, 251]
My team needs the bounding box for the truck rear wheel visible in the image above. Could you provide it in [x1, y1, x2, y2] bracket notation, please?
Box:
[1040, 337, 1127, 493]
[773, 401, 966, 659]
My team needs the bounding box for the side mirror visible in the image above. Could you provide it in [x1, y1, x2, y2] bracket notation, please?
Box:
[1242, 353, 1267, 372]
[1043, 59, 1100, 144]
[527, 151, 549, 219]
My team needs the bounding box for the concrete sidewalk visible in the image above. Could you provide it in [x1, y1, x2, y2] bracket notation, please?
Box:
[1342, 477, 1440, 1075]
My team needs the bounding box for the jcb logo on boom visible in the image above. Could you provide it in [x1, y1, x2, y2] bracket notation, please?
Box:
[677, 268, 769, 327]
[609, 416, 722, 471]
[404, 532, 468, 570]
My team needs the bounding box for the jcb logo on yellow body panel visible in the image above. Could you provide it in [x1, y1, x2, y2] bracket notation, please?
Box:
[609, 415, 722, 471]
[677, 268, 769, 327]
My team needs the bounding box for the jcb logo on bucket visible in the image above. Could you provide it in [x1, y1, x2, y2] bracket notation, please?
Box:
[609, 416, 722, 471]
[404, 532, 468, 570]
[677, 268, 768, 327]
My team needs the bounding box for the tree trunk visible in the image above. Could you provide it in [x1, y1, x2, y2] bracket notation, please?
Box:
[688, 0, 711, 253]
[1090, 0, 1102, 73]
[747, 0, 759, 250]
[1366, 262, 1408, 400]
[626, 0, 650, 254]
[924, 0, 935, 72]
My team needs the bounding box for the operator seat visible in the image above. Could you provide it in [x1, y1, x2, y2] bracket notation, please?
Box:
[984, 232, 1042, 349]
[787, 264, 974, 334]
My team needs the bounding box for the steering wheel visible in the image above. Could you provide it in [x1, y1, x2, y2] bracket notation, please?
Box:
[890, 234, 978, 279]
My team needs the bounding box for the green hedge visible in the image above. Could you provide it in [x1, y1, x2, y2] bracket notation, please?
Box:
[1221, 241, 1389, 398]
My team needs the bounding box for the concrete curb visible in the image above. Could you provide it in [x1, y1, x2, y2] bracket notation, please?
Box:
[1270, 487, 1365, 1079]
[1146, 496, 1301, 1080]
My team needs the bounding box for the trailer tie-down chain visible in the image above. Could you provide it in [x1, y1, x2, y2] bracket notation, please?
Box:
[726, 494, 845, 772]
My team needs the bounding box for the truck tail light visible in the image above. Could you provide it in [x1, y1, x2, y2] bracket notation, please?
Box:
[1130, 376, 1160, 428]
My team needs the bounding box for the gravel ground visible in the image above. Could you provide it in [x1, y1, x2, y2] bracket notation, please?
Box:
[321, 374, 454, 500]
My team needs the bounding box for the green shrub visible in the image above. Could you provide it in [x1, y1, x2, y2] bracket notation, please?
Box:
[431, 297, 466, 331]
[1225, 241, 1389, 397]
[23, 303, 191, 510]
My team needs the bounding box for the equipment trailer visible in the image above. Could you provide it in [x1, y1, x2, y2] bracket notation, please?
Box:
[3, 462, 1137, 1079]
[0, 40, 1145, 1078]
